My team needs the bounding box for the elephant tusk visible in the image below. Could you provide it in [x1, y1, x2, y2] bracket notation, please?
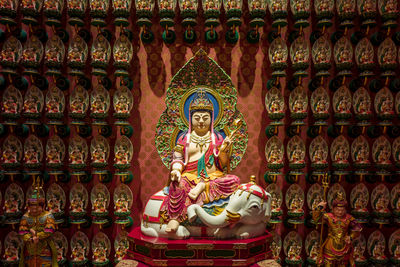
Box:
[225, 209, 241, 224]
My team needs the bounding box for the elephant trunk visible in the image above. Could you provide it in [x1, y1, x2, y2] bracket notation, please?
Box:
[190, 204, 232, 228]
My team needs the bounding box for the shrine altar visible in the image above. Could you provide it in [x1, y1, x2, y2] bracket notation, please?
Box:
[127, 227, 272, 266]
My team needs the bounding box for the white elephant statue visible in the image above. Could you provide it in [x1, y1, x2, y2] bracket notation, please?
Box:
[141, 179, 272, 240]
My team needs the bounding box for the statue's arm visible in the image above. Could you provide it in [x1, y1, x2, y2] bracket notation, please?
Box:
[36, 231, 51, 239]
[171, 144, 184, 172]
[311, 208, 326, 225]
[218, 136, 232, 171]
[218, 149, 230, 169]
[168, 144, 184, 184]
[37, 214, 56, 239]
[18, 217, 32, 242]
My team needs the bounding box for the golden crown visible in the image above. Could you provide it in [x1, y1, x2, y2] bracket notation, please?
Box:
[189, 89, 213, 112]
[28, 176, 45, 204]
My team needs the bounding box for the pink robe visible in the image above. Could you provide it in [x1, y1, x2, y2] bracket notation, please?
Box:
[161, 133, 240, 222]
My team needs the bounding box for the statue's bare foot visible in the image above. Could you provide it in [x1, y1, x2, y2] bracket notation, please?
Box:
[189, 182, 205, 200]
[165, 220, 179, 233]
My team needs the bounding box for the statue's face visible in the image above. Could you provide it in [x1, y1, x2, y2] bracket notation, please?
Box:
[333, 206, 346, 218]
[191, 111, 211, 133]
[29, 203, 43, 215]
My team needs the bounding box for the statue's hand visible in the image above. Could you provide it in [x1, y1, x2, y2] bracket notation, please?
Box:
[345, 235, 351, 244]
[32, 236, 39, 244]
[221, 137, 232, 152]
[170, 170, 181, 183]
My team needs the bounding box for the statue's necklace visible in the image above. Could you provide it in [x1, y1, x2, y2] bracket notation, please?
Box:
[190, 132, 211, 153]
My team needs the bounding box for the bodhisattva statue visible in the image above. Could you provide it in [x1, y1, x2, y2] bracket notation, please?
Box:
[141, 49, 271, 240]
[161, 91, 240, 233]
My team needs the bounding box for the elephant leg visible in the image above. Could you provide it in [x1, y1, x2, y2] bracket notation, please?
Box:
[235, 223, 266, 239]
[141, 221, 190, 239]
[140, 221, 159, 238]
[166, 219, 180, 233]
[161, 224, 191, 239]
[214, 226, 237, 239]
[175, 225, 190, 239]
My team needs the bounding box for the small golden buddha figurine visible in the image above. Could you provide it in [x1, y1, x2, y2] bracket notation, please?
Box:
[71, 241, 87, 262]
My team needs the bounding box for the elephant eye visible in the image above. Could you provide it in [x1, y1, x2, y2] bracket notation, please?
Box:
[250, 204, 259, 210]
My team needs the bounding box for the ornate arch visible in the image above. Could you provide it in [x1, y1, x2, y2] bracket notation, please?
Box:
[155, 49, 248, 170]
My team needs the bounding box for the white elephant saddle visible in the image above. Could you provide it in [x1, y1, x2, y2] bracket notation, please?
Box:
[142, 187, 231, 228]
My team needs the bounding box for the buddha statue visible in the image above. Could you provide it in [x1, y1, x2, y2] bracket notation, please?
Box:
[393, 241, 400, 260]
[311, 145, 326, 163]
[71, 241, 87, 262]
[70, 193, 84, 213]
[115, 193, 129, 213]
[3, 241, 19, 262]
[309, 242, 319, 261]
[160, 90, 240, 233]
[92, 242, 107, 263]
[55, 241, 66, 263]
[47, 195, 62, 214]
[287, 241, 301, 261]
[353, 241, 366, 261]
[93, 193, 107, 213]
[372, 241, 386, 260]
[4, 194, 20, 214]
[270, 240, 280, 260]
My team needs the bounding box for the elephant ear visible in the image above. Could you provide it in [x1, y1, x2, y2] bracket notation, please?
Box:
[263, 192, 272, 222]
